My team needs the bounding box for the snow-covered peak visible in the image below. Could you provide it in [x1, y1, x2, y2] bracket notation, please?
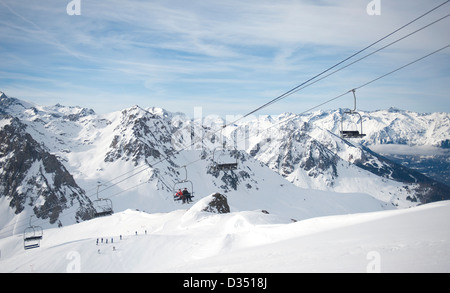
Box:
[145, 106, 174, 119]
[257, 108, 450, 148]
[0, 91, 449, 235]
[0, 93, 96, 123]
[46, 103, 96, 119]
[0, 93, 36, 115]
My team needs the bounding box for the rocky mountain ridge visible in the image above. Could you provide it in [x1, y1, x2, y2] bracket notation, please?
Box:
[0, 91, 449, 230]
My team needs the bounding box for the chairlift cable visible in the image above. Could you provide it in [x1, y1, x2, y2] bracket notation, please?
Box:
[93, 43, 450, 204]
[90, 5, 449, 200]
[355, 45, 450, 90]
[222, 0, 450, 129]
[0, 43, 447, 240]
[244, 44, 450, 142]
[279, 13, 449, 101]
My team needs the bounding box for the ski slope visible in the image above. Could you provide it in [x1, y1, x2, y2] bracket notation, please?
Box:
[1, 196, 449, 273]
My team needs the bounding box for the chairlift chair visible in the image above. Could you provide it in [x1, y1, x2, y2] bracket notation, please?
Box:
[340, 89, 366, 139]
[92, 185, 114, 218]
[93, 199, 114, 218]
[23, 216, 43, 250]
[210, 125, 239, 171]
[172, 166, 194, 203]
[212, 147, 238, 171]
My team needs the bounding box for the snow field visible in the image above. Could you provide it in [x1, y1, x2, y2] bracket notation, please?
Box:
[1, 198, 449, 273]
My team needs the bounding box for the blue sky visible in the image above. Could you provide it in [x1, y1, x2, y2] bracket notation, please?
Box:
[0, 0, 449, 117]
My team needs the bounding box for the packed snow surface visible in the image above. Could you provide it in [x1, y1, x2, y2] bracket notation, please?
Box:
[1, 197, 449, 273]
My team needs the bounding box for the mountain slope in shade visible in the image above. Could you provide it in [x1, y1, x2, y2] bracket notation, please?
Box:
[0, 116, 93, 230]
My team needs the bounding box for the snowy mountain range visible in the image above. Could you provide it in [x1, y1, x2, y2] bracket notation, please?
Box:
[0, 90, 449, 233]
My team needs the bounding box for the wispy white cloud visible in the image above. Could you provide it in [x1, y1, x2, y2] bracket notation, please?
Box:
[0, 0, 449, 116]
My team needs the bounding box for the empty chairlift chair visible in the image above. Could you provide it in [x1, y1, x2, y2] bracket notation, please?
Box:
[23, 216, 43, 250]
[211, 125, 239, 171]
[212, 147, 238, 171]
[340, 89, 366, 139]
[92, 185, 114, 218]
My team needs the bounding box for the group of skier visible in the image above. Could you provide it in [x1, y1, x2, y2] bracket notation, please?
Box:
[174, 188, 193, 204]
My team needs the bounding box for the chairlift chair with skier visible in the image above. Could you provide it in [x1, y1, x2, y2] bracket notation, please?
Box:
[172, 166, 194, 203]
